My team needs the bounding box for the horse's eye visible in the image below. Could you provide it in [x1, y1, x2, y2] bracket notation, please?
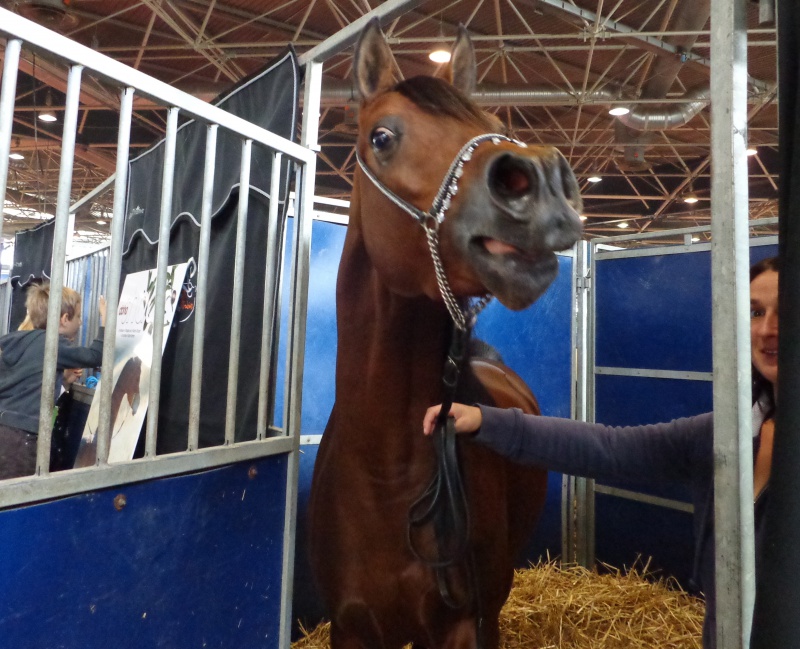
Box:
[370, 127, 396, 152]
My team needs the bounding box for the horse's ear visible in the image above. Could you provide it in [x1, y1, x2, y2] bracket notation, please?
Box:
[447, 25, 477, 96]
[353, 18, 397, 101]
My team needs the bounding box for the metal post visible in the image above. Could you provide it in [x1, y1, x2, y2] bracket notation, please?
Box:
[187, 124, 218, 451]
[563, 240, 595, 566]
[36, 64, 84, 475]
[710, 0, 755, 647]
[224, 138, 252, 445]
[257, 152, 283, 439]
[96, 87, 134, 465]
[0, 39, 21, 248]
[278, 59, 320, 649]
[144, 107, 179, 457]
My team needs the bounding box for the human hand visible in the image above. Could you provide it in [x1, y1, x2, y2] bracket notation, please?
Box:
[423, 403, 483, 436]
[63, 368, 83, 389]
[98, 296, 107, 327]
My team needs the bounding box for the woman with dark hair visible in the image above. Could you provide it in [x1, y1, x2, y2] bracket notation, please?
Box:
[423, 256, 780, 649]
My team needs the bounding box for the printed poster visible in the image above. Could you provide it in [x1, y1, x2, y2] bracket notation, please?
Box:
[74, 262, 190, 466]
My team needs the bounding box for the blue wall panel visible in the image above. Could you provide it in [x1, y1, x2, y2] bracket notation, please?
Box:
[592, 241, 778, 588]
[596, 251, 713, 373]
[0, 455, 288, 649]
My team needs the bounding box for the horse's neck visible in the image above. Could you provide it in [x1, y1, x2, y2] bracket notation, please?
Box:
[335, 234, 451, 420]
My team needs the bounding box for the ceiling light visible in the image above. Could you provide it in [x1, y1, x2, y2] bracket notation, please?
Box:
[9, 153, 24, 160]
[746, 147, 758, 156]
[579, 215, 587, 221]
[429, 49, 451, 64]
[587, 175, 602, 183]
[96, 220, 107, 225]
[691, 236, 700, 242]
[617, 221, 629, 229]
[38, 89, 57, 122]
[609, 106, 630, 116]
[683, 193, 699, 204]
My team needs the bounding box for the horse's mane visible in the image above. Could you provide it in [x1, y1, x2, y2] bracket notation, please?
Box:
[394, 76, 498, 131]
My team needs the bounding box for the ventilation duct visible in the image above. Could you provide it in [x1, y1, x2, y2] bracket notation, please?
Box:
[317, 79, 711, 131]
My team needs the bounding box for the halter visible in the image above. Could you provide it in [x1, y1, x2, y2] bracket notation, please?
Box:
[356, 132, 528, 331]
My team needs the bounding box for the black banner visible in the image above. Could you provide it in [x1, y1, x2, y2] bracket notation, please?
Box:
[121, 49, 300, 453]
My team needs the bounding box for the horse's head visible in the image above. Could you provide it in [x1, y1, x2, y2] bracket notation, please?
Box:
[351, 19, 582, 312]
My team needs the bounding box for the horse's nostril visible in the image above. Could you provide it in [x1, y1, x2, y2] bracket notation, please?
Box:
[489, 154, 537, 200]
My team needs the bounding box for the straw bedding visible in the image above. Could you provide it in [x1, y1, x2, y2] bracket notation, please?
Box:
[292, 559, 704, 649]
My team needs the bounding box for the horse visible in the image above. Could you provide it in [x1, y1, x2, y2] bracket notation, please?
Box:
[307, 20, 583, 649]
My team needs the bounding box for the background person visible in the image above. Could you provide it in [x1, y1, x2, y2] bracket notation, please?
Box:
[0, 284, 106, 479]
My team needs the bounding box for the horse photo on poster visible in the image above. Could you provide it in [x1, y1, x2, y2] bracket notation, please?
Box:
[74, 262, 190, 466]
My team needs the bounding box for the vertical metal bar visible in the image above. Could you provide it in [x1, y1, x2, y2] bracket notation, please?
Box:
[564, 241, 592, 564]
[224, 138, 252, 445]
[187, 123, 218, 451]
[96, 87, 133, 464]
[144, 107, 179, 458]
[0, 39, 22, 248]
[278, 59, 320, 649]
[35, 64, 83, 475]
[257, 152, 283, 439]
[710, 0, 755, 647]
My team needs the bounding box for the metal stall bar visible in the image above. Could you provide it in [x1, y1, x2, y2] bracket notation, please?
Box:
[257, 152, 283, 440]
[224, 139, 253, 446]
[0, 8, 313, 509]
[278, 58, 320, 649]
[0, 38, 21, 248]
[188, 124, 219, 451]
[35, 63, 83, 475]
[564, 240, 595, 566]
[96, 87, 134, 465]
[710, 0, 755, 646]
[144, 107, 180, 458]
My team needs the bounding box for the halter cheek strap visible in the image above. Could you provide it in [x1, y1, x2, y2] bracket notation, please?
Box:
[356, 132, 528, 330]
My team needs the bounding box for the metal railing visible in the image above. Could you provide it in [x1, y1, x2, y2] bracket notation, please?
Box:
[0, 7, 316, 509]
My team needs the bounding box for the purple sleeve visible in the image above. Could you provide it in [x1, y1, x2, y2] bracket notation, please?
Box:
[473, 405, 713, 485]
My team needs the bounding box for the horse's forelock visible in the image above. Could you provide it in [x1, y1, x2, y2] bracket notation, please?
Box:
[394, 76, 498, 132]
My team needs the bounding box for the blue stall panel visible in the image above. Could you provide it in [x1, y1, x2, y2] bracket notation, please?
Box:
[596, 251, 713, 373]
[475, 254, 574, 419]
[591, 241, 778, 588]
[0, 455, 288, 649]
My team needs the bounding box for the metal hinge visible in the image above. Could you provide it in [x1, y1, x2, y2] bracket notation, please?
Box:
[576, 275, 592, 290]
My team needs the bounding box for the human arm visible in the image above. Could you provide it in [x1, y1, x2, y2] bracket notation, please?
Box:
[425, 402, 712, 486]
[98, 296, 107, 328]
[57, 328, 104, 369]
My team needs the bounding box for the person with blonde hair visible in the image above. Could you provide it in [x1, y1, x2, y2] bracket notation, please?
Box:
[0, 283, 106, 479]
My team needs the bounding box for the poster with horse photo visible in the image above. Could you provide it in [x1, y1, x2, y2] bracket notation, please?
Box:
[74, 262, 191, 466]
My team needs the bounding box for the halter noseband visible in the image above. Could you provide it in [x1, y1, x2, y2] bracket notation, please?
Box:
[356, 132, 528, 331]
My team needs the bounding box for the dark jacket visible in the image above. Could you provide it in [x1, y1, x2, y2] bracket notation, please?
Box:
[0, 328, 104, 433]
[475, 405, 768, 649]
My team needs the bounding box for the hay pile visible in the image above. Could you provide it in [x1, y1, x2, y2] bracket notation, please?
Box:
[292, 559, 704, 649]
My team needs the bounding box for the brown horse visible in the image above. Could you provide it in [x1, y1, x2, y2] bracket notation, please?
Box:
[308, 20, 582, 649]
